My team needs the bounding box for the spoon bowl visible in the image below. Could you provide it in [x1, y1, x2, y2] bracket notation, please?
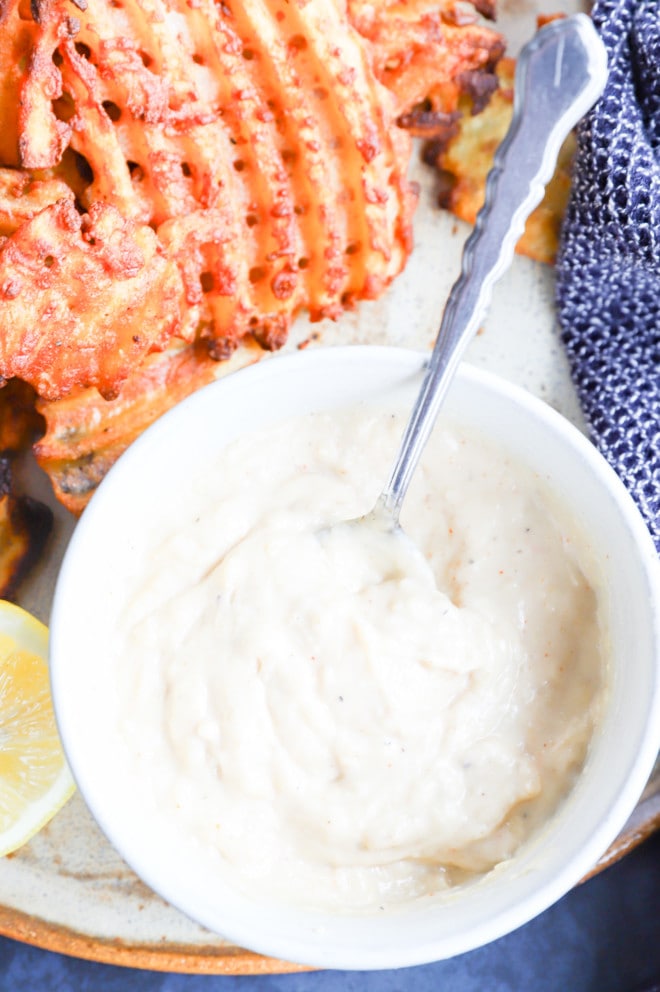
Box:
[50, 347, 660, 970]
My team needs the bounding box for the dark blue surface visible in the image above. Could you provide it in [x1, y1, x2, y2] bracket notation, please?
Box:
[556, 0, 660, 553]
[1, 832, 658, 992]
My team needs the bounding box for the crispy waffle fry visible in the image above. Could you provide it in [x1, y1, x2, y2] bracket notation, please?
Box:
[0, 198, 185, 399]
[0, 0, 502, 398]
[35, 339, 262, 514]
[0, 379, 43, 453]
[349, 0, 502, 118]
[0, 376, 49, 598]
[0, 0, 38, 168]
[7, 0, 420, 356]
[0, 168, 74, 236]
[0, 456, 53, 600]
[422, 57, 575, 265]
[0, 375, 51, 597]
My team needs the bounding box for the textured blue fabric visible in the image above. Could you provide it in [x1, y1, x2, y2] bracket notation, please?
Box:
[556, 0, 660, 553]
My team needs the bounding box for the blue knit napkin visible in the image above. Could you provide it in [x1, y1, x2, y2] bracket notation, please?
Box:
[556, 0, 660, 554]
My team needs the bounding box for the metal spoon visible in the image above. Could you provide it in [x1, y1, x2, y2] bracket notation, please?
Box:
[364, 13, 607, 536]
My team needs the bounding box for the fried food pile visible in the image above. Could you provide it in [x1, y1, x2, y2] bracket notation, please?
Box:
[0, 0, 503, 518]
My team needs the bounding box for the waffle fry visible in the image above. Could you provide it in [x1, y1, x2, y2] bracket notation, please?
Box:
[0, 456, 53, 600]
[0, 168, 74, 236]
[0, 197, 185, 399]
[34, 339, 262, 514]
[0, 380, 51, 597]
[0, 0, 502, 395]
[349, 0, 502, 119]
[0, 379, 43, 453]
[422, 57, 575, 265]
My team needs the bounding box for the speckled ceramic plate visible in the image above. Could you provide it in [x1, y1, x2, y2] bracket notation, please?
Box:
[2, 0, 658, 974]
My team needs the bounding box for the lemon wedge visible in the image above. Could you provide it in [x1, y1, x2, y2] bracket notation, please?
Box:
[0, 600, 75, 856]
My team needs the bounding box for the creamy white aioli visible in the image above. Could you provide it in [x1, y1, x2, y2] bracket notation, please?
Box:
[117, 405, 605, 910]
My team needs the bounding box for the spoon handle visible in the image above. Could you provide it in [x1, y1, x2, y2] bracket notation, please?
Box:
[380, 13, 608, 519]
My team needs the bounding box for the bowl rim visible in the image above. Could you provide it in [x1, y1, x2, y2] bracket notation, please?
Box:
[49, 346, 660, 970]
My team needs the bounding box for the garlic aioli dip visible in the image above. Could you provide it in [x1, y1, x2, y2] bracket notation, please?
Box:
[117, 405, 605, 911]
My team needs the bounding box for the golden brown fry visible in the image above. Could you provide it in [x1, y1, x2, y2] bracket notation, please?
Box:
[35, 339, 262, 514]
[349, 0, 504, 116]
[0, 198, 185, 399]
[0, 455, 53, 600]
[1, 0, 502, 403]
[0, 0, 39, 168]
[423, 58, 575, 265]
[0, 379, 44, 453]
[17, 0, 80, 170]
[0, 167, 74, 236]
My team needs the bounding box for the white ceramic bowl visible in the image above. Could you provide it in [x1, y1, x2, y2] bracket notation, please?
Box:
[50, 346, 660, 970]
